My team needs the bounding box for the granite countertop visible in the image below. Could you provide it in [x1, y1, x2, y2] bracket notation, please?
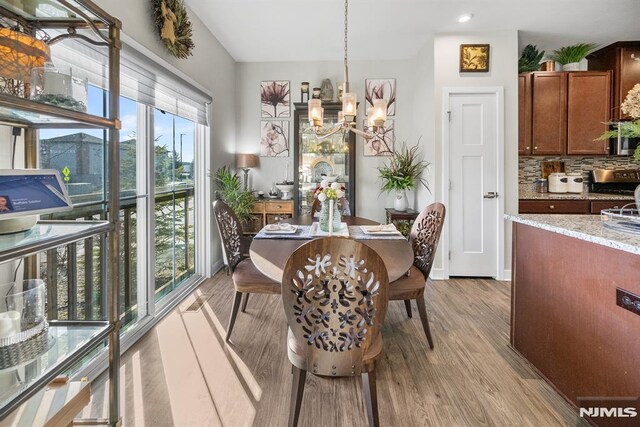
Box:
[519, 184, 635, 201]
[506, 214, 640, 255]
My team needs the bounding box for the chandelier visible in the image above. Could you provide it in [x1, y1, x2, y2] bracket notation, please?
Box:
[307, 0, 387, 140]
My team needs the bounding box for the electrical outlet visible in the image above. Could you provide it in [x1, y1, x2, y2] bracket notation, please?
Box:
[616, 288, 640, 316]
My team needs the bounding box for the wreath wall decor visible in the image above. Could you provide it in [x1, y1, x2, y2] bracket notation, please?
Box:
[151, 0, 194, 59]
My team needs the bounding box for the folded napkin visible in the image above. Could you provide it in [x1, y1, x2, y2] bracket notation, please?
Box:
[367, 224, 397, 232]
[264, 223, 294, 231]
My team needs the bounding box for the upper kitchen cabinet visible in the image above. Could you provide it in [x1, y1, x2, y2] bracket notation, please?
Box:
[531, 72, 567, 155]
[566, 71, 611, 155]
[588, 42, 640, 121]
[518, 74, 532, 155]
[519, 71, 612, 156]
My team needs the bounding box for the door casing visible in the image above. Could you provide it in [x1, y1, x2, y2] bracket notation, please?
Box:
[441, 87, 506, 280]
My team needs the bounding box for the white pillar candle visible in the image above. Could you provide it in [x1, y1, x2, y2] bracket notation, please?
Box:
[329, 199, 334, 236]
[0, 311, 21, 339]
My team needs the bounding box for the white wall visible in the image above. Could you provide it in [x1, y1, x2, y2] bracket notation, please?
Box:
[433, 30, 519, 275]
[236, 59, 435, 223]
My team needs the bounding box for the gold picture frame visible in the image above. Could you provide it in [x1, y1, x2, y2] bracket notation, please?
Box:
[459, 44, 490, 72]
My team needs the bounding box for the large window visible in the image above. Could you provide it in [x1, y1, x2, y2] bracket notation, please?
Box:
[154, 109, 196, 301]
[38, 84, 200, 328]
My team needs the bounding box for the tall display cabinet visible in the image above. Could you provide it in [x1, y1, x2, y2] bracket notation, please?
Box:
[293, 102, 356, 217]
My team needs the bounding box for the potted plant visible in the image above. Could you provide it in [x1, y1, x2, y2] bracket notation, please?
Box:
[377, 143, 430, 212]
[214, 165, 255, 225]
[597, 84, 640, 209]
[547, 42, 598, 71]
[518, 44, 545, 73]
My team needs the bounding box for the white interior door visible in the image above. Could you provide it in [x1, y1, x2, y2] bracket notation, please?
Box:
[448, 92, 498, 277]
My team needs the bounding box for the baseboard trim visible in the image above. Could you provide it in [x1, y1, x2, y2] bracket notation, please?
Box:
[430, 268, 446, 280]
[498, 269, 512, 281]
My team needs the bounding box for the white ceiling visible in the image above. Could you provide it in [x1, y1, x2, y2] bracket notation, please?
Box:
[184, 0, 640, 62]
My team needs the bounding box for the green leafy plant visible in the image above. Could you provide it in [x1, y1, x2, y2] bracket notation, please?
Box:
[548, 43, 598, 65]
[518, 44, 545, 73]
[596, 83, 640, 162]
[214, 166, 255, 222]
[377, 143, 430, 192]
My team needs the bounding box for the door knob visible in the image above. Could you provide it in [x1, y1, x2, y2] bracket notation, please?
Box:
[483, 192, 498, 199]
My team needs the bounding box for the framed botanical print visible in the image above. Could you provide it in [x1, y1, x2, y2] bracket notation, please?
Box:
[365, 78, 396, 116]
[459, 44, 490, 72]
[363, 119, 394, 156]
[261, 80, 290, 118]
[260, 121, 290, 157]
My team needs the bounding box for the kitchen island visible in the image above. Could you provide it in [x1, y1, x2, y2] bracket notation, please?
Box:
[507, 214, 640, 422]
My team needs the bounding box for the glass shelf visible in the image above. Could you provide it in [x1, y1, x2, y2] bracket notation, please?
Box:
[0, 321, 112, 419]
[0, 0, 114, 25]
[0, 94, 117, 129]
[0, 220, 112, 264]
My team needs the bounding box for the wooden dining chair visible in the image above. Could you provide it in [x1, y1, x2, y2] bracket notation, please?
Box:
[282, 237, 389, 427]
[213, 200, 280, 342]
[389, 202, 446, 349]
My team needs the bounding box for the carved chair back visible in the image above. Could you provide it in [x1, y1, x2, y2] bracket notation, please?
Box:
[282, 237, 389, 376]
[410, 202, 446, 280]
[213, 200, 244, 273]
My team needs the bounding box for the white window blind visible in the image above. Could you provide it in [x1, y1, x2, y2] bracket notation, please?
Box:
[49, 39, 211, 125]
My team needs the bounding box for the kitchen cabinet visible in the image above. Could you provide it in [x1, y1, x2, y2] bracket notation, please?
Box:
[566, 72, 611, 155]
[590, 199, 634, 213]
[293, 102, 356, 218]
[588, 41, 640, 121]
[519, 199, 631, 214]
[518, 74, 532, 155]
[519, 71, 612, 156]
[531, 72, 567, 155]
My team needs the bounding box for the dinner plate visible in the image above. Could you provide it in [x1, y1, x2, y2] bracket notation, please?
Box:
[360, 225, 402, 235]
[262, 225, 298, 234]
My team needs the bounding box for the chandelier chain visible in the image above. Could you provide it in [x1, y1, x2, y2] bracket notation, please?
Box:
[343, 0, 348, 67]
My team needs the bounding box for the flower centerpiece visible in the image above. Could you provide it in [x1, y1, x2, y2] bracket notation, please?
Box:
[597, 83, 640, 209]
[314, 180, 345, 232]
[377, 143, 430, 212]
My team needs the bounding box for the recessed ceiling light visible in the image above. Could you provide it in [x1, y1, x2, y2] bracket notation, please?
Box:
[457, 13, 474, 23]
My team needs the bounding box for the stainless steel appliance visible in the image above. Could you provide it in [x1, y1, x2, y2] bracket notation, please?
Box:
[589, 169, 640, 195]
[611, 133, 640, 156]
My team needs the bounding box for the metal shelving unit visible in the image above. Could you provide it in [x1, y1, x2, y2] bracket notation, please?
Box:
[0, 1, 121, 425]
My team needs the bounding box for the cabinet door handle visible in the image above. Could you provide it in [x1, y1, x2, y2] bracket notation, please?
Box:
[534, 146, 538, 150]
[526, 146, 530, 149]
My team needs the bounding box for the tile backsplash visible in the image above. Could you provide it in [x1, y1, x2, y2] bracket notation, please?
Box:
[519, 156, 638, 183]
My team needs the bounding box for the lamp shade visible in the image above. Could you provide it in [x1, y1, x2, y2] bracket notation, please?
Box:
[0, 29, 50, 83]
[371, 99, 387, 125]
[236, 153, 258, 169]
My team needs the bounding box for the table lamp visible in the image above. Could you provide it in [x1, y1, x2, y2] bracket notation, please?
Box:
[236, 153, 259, 190]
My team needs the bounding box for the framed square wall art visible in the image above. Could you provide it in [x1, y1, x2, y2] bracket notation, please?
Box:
[261, 80, 290, 118]
[363, 119, 394, 156]
[459, 44, 490, 72]
[365, 78, 396, 116]
[260, 121, 290, 157]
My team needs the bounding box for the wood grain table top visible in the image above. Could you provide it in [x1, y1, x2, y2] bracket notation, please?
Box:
[250, 216, 413, 283]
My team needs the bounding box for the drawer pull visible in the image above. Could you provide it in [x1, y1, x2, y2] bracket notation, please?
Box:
[277, 205, 282, 209]
[549, 205, 555, 209]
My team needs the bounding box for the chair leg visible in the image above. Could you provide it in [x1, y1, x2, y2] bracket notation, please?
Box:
[362, 369, 379, 427]
[241, 293, 250, 313]
[403, 300, 412, 318]
[416, 296, 434, 349]
[288, 366, 306, 427]
[226, 291, 243, 342]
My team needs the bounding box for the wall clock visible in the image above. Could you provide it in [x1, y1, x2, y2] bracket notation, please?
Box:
[151, 0, 194, 59]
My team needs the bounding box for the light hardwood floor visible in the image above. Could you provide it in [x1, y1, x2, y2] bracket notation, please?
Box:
[83, 272, 583, 426]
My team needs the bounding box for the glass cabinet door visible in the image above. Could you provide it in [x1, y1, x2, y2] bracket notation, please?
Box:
[293, 103, 356, 217]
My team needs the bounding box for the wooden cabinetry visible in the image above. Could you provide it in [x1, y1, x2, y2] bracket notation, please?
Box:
[519, 71, 612, 156]
[531, 72, 567, 155]
[588, 41, 640, 121]
[519, 199, 631, 214]
[244, 199, 294, 234]
[518, 74, 532, 154]
[566, 72, 611, 155]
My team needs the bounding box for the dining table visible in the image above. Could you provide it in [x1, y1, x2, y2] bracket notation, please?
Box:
[249, 216, 414, 283]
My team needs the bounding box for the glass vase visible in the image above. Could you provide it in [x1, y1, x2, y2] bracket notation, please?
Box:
[319, 199, 342, 232]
